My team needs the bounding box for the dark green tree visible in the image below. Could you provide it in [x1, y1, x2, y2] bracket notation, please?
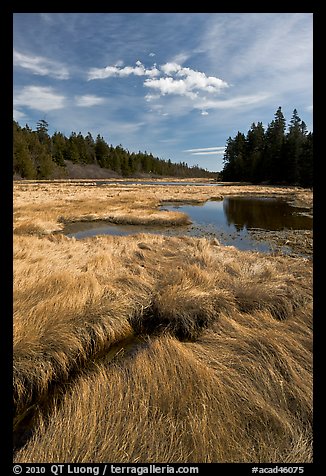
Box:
[65, 133, 80, 163]
[36, 119, 49, 142]
[263, 106, 286, 183]
[95, 134, 110, 168]
[52, 132, 67, 166]
[84, 132, 96, 164]
[283, 109, 306, 184]
[221, 132, 246, 181]
[13, 120, 216, 180]
[246, 122, 265, 183]
[13, 122, 36, 178]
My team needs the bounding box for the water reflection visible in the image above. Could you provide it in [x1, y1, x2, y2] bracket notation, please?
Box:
[60, 196, 312, 255]
[223, 197, 312, 231]
[164, 197, 312, 233]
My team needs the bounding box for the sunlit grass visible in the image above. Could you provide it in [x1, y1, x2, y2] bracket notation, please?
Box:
[13, 181, 313, 462]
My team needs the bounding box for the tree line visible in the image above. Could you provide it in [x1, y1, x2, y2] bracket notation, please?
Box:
[13, 120, 216, 179]
[221, 107, 313, 187]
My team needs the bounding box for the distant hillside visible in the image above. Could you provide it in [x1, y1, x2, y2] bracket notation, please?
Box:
[60, 161, 121, 179]
[14, 160, 210, 181]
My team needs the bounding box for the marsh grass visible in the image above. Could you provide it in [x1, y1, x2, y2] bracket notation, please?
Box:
[13, 181, 312, 235]
[13, 182, 313, 462]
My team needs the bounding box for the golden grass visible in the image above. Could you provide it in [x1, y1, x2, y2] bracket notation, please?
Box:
[14, 328, 312, 463]
[13, 181, 312, 235]
[13, 182, 313, 462]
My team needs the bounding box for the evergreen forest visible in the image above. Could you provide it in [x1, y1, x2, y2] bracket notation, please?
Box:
[13, 106, 313, 187]
[221, 107, 313, 187]
[13, 120, 215, 180]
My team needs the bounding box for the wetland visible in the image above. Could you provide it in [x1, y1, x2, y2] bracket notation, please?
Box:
[13, 180, 313, 463]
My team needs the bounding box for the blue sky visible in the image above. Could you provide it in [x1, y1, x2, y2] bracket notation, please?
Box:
[13, 13, 313, 172]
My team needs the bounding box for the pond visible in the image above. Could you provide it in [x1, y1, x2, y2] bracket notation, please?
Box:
[61, 196, 312, 255]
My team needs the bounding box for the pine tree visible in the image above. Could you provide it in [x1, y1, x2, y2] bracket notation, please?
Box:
[13, 120, 217, 180]
[65, 133, 80, 163]
[84, 132, 96, 164]
[52, 132, 67, 166]
[36, 119, 49, 143]
[283, 109, 306, 184]
[221, 133, 246, 181]
[246, 122, 265, 183]
[263, 106, 286, 183]
[220, 107, 311, 186]
[13, 123, 36, 179]
[95, 135, 109, 168]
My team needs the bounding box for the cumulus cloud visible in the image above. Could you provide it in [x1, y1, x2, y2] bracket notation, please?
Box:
[88, 61, 160, 80]
[160, 62, 182, 75]
[13, 49, 69, 79]
[87, 59, 230, 114]
[145, 63, 228, 99]
[14, 86, 66, 111]
[144, 76, 198, 99]
[75, 95, 106, 107]
[88, 60, 228, 98]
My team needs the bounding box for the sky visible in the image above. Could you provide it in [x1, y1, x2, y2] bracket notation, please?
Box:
[13, 13, 313, 172]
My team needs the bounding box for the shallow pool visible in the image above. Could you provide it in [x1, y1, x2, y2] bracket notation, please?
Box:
[61, 196, 312, 255]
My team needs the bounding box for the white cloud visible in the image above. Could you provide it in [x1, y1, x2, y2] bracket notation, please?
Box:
[170, 52, 190, 65]
[14, 86, 66, 111]
[194, 93, 270, 111]
[88, 60, 228, 102]
[75, 95, 106, 107]
[114, 60, 124, 67]
[160, 62, 182, 75]
[144, 63, 228, 99]
[13, 49, 69, 79]
[88, 61, 160, 80]
[144, 76, 198, 99]
[185, 147, 226, 153]
[184, 146, 225, 155]
[201, 111, 209, 115]
[149, 52, 156, 57]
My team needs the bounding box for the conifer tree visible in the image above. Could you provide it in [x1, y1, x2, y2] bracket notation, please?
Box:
[283, 109, 306, 184]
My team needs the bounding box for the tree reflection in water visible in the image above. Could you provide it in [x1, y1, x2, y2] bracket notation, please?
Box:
[223, 197, 312, 232]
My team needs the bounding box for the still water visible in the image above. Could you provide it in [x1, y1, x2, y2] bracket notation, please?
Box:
[164, 197, 312, 232]
[62, 197, 312, 254]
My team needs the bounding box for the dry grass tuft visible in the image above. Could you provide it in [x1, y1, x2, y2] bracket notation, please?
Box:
[14, 325, 312, 463]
